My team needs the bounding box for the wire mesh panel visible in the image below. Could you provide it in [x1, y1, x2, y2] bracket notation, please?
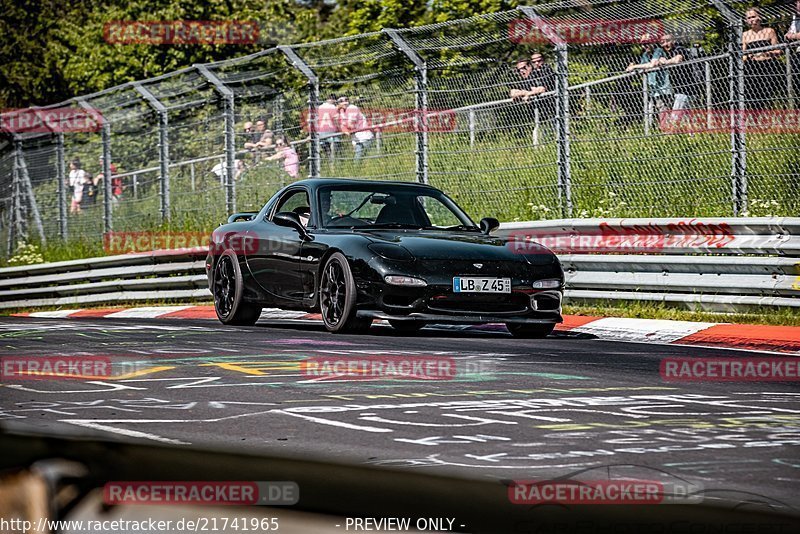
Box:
[84, 86, 163, 237]
[397, 10, 562, 222]
[532, 0, 732, 217]
[208, 49, 310, 215]
[0, 145, 13, 255]
[726, 0, 800, 216]
[1, 0, 799, 260]
[290, 32, 417, 181]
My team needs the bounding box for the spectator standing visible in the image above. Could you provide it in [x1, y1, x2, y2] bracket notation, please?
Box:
[318, 95, 341, 163]
[627, 34, 673, 115]
[244, 119, 273, 151]
[742, 7, 782, 109]
[67, 159, 87, 214]
[337, 96, 374, 162]
[266, 135, 299, 179]
[785, 0, 800, 106]
[656, 34, 694, 112]
[509, 54, 555, 101]
[97, 156, 122, 206]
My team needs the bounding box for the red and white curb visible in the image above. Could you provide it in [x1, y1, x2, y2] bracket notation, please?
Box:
[12, 306, 800, 354]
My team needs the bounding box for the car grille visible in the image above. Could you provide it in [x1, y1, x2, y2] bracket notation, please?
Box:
[427, 293, 529, 315]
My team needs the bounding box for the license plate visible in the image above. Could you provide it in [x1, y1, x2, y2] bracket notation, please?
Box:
[453, 277, 511, 293]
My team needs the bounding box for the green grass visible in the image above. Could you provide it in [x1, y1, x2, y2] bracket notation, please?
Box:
[564, 301, 800, 327]
[6, 121, 799, 266]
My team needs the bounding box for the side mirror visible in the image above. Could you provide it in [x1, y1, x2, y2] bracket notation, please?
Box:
[479, 217, 500, 234]
[274, 211, 311, 239]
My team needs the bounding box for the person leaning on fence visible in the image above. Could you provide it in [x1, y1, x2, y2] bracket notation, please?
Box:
[508, 56, 555, 138]
[742, 7, 783, 109]
[96, 155, 121, 206]
[266, 135, 299, 179]
[785, 0, 800, 106]
[509, 54, 554, 102]
[318, 94, 341, 163]
[67, 159, 87, 214]
[626, 33, 673, 116]
[655, 34, 695, 112]
[337, 96, 374, 163]
[244, 119, 274, 151]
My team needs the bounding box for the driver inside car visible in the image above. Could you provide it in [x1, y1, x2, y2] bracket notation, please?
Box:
[293, 206, 311, 227]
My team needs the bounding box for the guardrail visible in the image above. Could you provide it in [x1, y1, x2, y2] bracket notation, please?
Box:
[1, 218, 798, 312]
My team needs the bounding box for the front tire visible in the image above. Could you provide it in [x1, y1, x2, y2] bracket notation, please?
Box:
[506, 322, 555, 339]
[213, 250, 262, 326]
[320, 252, 371, 334]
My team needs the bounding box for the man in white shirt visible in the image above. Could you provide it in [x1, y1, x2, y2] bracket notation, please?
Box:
[67, 158, 88, 214]
[318, 95, 341, 163]
[337, 96, 374, 162]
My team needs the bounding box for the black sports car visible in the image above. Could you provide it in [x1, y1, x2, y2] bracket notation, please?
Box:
[206, 179, 563, 337]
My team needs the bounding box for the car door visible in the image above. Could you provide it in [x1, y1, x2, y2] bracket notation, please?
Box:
[245, 187, 309, 302]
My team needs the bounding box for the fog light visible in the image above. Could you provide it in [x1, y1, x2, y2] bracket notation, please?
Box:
[385, 275, 427, 287]
[532, 279, 561, 289]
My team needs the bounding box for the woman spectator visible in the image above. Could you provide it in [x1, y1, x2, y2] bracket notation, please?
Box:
[67, 159, 88, 214]
[266, 135, 299, 179]
[742, 7, 783, 109]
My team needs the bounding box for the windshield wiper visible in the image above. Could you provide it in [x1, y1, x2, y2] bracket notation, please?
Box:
[441, 224, 480, 231]
[366, 223, 424, 229]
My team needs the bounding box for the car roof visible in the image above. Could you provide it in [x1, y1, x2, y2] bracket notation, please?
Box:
[290, 178, 438, 190]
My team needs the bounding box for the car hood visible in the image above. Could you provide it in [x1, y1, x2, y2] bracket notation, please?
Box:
[359, 230, 556, 265]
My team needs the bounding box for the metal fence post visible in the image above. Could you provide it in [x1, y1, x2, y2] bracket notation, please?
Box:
[133, 83, 170, 223]
[13, 139, 45, 244]
[787, 44, 795, 109]
[197, 64, 236, 214]
[468, 109, 476, 148]
[279, 46, 320, 179]
[101, 122, 112, 231]
[711, 0, 747, 215]
[76, 98, 113, 231]
[519, 6, 572, 217]
[9, 141, 24, 253]
[55, 132, 67, 240]
[555, 43, 573, 218]
[642, 73, 652, 135]
[384, 28, 429, 184]
[273, 94, 284, 134]
[705, 61, 713, 129]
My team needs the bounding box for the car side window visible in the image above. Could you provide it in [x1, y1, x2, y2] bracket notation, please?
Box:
[272, 190, 310, 222]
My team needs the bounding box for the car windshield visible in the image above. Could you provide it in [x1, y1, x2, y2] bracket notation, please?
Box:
[318, 184, 477, 230]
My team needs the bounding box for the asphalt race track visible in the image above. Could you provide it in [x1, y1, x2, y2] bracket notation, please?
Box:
[1, 315, 799, 514]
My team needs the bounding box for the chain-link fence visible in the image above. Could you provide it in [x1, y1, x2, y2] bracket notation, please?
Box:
[1, 0, 799, 259]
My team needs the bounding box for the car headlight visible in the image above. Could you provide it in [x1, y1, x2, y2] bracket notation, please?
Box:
[385, 275, 427, 287]
[368, 243, 414, 261]
[532, 279, 561, 289]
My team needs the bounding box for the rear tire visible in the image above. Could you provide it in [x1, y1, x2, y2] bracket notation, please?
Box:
[213, 250, 262, 326]
[389, 320, 426, 333]
[320, 252, 371, 334]
[506, 322, 555, 339]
